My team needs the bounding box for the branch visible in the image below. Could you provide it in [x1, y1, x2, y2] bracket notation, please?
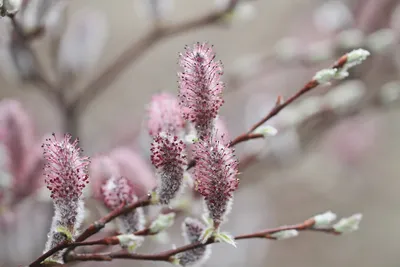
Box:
[65, 217, 339, 264]
[68, 0, 242, 115]
[185, 51, 361, 170]
[75, 195, 152, 242]
[28, 195, 152, 267]
[230, 54, 350, 147]
[8, 15, 60, 104]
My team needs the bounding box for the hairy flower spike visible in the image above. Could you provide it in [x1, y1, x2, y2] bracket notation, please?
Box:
[150, 132, 187, 205]
[42, 133, 90, 263]
[101, 176, 145, 234]
[147, 92, 185, 137]
[178, 42, 225, 139]
[194, 132, 239, 228]
[43, 133, 89, 202]
[174, 217, 212, 266]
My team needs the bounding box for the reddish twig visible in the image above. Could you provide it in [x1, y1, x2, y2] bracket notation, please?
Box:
[75, 195, 152, 242]
[69, 0, 242, 115]
[65, 217, 338, 264]
[185, 53, 353, 171]
[230, 54, 350, 147]
[28, 195, 152, 267]
[8, 15, 60, 103]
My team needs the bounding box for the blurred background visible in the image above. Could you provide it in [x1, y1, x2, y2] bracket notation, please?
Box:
[0, 0, 400, 266]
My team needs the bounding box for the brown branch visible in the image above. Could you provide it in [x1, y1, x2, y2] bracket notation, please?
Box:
[230, 54, 350, 147]
[8, 15, 60, 103]
[65, 217, 339, 264]
[75, 195, 152, 242]
[28, 195, 152, 267]
[185, 53, 354, 171]
[68, 0, 242, 115]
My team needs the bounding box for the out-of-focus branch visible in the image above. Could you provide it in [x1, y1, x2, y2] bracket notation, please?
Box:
[8, 15, 60, 103]
[69, 0, 242, 115]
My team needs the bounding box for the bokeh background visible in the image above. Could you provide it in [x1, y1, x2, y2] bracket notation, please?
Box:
[1, 0, 400, 266]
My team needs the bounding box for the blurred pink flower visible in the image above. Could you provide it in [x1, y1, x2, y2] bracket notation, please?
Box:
[90, 147, 157, 199]
[101, 176, 145, 233]
[147, 92, 185, 137]
[0, 99, 44, 206]
[89, 154, 121, 200]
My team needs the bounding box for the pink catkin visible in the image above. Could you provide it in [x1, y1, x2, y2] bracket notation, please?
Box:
[176, 217, 211, 266]
[42, 133, 90, 257]
[147, 92, 185, 136]
[43, 133, 89, 202]
[0, 100, 35, 188]
[101, 176, 144, 233]
[89, 155, 121, 199]
[178, 42, 225, 140]
[193, 132, 239, 226]
[150, 133, 187, 204]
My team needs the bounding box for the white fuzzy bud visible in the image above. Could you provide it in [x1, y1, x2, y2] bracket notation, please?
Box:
[333, 213, 362, 233]
[149, 212, 176, 234]
[313, 211, 337, 228]
[313, 68, 337, 84]
[253, 125, 278, 137]
[333, 49, 370, 80]
[270, 229, 299, 240]
[345, 49, 370, 68]
[117, 234, 144, 252]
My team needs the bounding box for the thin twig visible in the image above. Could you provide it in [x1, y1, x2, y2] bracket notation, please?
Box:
[28, 195, 152, 267]
[75, 195, 152, 242]
[69, 0, 241, 115]
[65, 217, 338, 263]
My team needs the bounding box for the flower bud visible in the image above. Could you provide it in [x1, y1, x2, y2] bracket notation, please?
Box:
[149, 212, 176, 234]
[313, 68, 337, 85]
[313, 211, 337, 228]
[253, 125, 278, 137]
[117, 234, 144, 253]
[101, 176, 145, 234]
[333, 213, 362, 233]
[270, 229, 299, 240]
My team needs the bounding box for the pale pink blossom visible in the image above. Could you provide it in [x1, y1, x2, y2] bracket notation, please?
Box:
[147, 92, 185, 136]
[178, 42, 225, 139]
[193, 132, 239, 227]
